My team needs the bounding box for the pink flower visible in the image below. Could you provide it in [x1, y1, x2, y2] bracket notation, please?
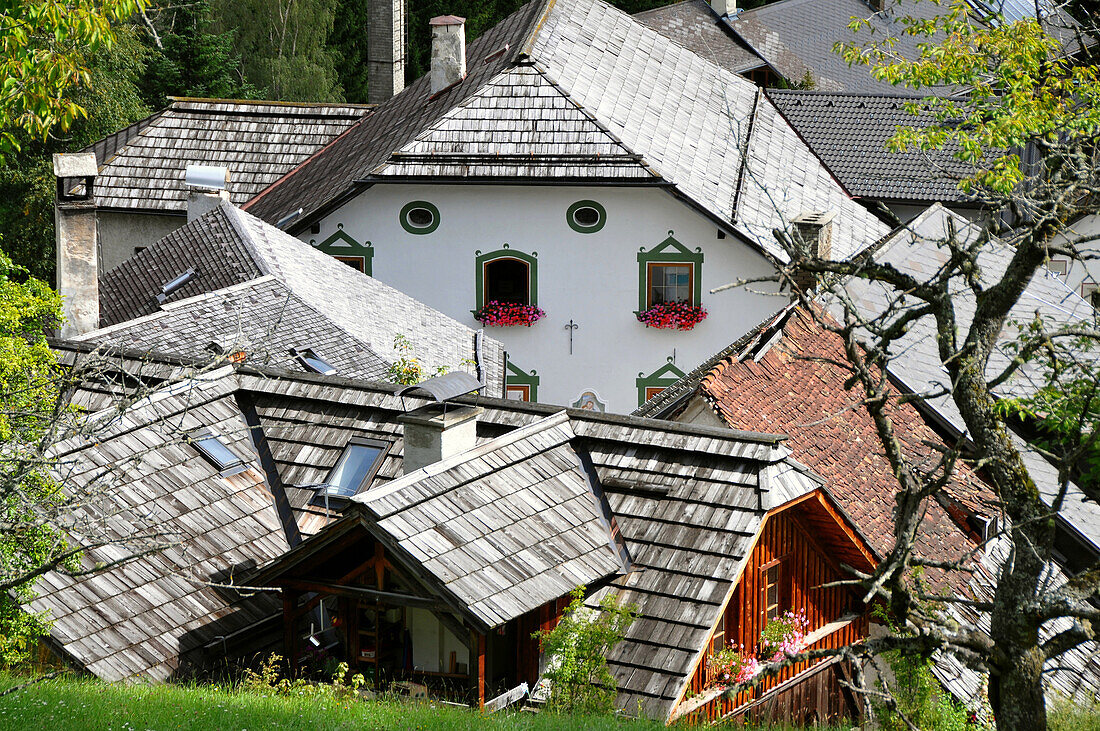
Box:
[636, 302, 707, 330]
[474, 301, 546, 327]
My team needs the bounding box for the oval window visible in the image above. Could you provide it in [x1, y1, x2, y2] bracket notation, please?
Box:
[566, 200, 606, 233]
[400, 201, 440, 234]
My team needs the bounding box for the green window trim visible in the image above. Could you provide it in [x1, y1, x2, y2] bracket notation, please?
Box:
[566, 200, 607, 233]
[311, 225, 374, 276]
[636, 231, 704, 312]
[636, 357, 686, 407]
[475, 245, 539, 308]
[505, 358, 539, 402]
[400, 201, 441, 234]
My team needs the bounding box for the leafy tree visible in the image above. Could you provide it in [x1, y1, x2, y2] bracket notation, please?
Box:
[213, 0, 343, 102]
[533, 586, 637, 715]
[0, 25, 151, 281]
[142, 0, 256, 106]
[330, 0, 370, 104]
[0, 0, 146, 162]
[0, 252, 65, 666]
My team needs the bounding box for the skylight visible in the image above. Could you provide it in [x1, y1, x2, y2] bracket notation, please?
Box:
[318, 439, 388, 498]
[190, 432, 244, 473]
[156, 267, 196, 304]
[293, 347, 337, 375]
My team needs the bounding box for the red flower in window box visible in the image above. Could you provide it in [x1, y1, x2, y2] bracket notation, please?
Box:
[636, 301, 707, 330]
[474, 300, 546, 327]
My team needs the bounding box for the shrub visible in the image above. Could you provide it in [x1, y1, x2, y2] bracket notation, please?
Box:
[533, 586, 637, 716]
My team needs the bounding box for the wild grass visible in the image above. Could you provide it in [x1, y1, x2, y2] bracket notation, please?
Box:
[0, 672, 665, 730]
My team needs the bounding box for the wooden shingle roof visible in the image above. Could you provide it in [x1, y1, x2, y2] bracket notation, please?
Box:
[90, 202, 506, 392]
[87, 98, 369, 213]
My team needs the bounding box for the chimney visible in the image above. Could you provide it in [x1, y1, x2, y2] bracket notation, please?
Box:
[430, 16, 466, 96]
[368, 0, 406, 103]
[712, 0, 736, 16]
[398, 403, 482, 474]
[186, 164, 230, 222]
[789, 211, 836, 294]
[53, 153, 99, 337]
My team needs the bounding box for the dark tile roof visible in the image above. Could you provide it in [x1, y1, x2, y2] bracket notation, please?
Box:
[246, 0, 890, 263]
[766, 89, 982, 203]
[93, 203, 506, 391]
[634, 0, 763, 74]
[85, 98, 369, 213]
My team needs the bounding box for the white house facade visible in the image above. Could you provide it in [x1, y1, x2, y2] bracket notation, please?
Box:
[304, 183, 782, 412]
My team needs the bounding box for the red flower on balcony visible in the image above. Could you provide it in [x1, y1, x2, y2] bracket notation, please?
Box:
[636, 301, 707, 331]
[474, 300, 546, 327]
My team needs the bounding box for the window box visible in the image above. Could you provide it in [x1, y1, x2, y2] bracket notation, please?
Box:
[636, 302, 707, 330]
[473, 301, 546, 327]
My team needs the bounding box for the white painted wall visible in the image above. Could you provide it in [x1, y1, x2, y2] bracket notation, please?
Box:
[407, 607, 469, 674]
[307, 184, 785, 413]
[1049, 213, 1100, 306]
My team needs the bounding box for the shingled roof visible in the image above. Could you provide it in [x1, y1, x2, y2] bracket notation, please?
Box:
[245, 0, 890, 263]
[766, 89, 982, 204]
[634, 0, 764, 75]
[86, 98, 369, 213]
[89, 202, 505, 391]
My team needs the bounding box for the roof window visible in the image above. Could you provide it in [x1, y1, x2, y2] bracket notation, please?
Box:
[189, 432, 245, 474]
[292, 347, 337, 375]
[315, 438, 389, 500]
[156, 267, 196, 304]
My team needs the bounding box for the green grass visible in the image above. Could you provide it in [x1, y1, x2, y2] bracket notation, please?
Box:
[0, 673, 667, 730]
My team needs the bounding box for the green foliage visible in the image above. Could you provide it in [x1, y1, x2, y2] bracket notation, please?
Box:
[330, 0, 370, 104]
[533, 586, 637, 716]
[835, 0, 1100, 194]
[0, 0, 146, 162]
[385, 334, 452, 386]
[0, 23, 151, 280]
[874, 650, 979, 731]
[213, 0, 343, 102]
[0, 594, 51, 669]
[239, 653, 365, 700]
[143, 0, 256, 106]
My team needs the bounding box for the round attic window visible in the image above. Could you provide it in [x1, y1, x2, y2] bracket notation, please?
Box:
[567, 200, 606, 233]
[400, 201, 440, 234]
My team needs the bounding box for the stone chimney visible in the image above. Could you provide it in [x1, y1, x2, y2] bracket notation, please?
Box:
[53, 153, 99, 337]
[186, 164, 230, 222]
[368, 0, 406, 103]
[712, 0, 736, 16]
[789, 211, 836, 294]
[430, 15, 466, 96]
[398, 403, 482, 473]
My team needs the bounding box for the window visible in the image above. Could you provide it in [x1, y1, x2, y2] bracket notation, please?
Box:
[761, 562, 781, 622]
[636, 233, 704, 312]
[475, 246, 539, 308]
[485, 258, 530, 304]
[506, 384, 531, 401]
[1047, 258, 1068, 276]
[399, 201, 440, 234]
[190, 432, 245, 474]
[711, 613, 726, 654]
[647, 263, 693, 307]
[334, 256, 366, 272]
[644, 386, 666, 401]
[320, 438, 389, 498]
[566, 200, 606, 233]
[635, 357, 686, 407]
[1083, 282, 1099, 308]
[292, 347, 337, 375]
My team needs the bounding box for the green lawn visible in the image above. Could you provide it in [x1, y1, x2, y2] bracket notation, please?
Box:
[0, 674, 666, 730]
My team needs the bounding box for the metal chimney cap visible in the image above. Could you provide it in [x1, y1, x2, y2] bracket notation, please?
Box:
[53, 153, 97, 179]
[185, 164, 230, 191]
[394, 371, 483, 402]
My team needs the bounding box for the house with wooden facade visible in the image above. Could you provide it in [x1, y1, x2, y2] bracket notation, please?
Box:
[34, 341, 879, 724]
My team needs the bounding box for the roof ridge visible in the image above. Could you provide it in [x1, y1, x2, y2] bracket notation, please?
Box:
[356, 410, 573, 507]
[517, 0, 556, 59]
[219, 202, 274, 277]
[765, 88, 930, 100]
[168, 96, 374, 110]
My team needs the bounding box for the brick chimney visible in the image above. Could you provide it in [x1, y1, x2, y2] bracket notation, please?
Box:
[368, 0, 406, 103]
[430, 15, 466, 96]
[789, 211, 836, 294]
[712, 0, 736, 16]
[186, 164, 230, 222]
[53, 153, 99, 337]
[398, 403, 481, 474]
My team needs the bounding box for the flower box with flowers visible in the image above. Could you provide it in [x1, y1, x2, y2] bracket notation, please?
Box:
[635, 301, 707, 331]
[473, 301, 546, 327]
[707, 642, 760, 687]
[757, 610, 809, 662]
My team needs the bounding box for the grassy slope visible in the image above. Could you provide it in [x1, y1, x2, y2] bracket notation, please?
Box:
[0, 674, 666, 731]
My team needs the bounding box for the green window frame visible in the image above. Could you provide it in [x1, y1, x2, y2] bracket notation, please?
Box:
[636, 357, 686, 407]
[566, 200, 607, 233]
[311, 225, 374, 276]
[636, 232, 704, 312]
[505, 358, 539, 402]
[475, 245, 538, 308]
[400, 201, 441, 234]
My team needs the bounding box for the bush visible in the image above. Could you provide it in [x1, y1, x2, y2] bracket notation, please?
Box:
[875, 650, 977, 731]
[533, 586, 637, 716]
